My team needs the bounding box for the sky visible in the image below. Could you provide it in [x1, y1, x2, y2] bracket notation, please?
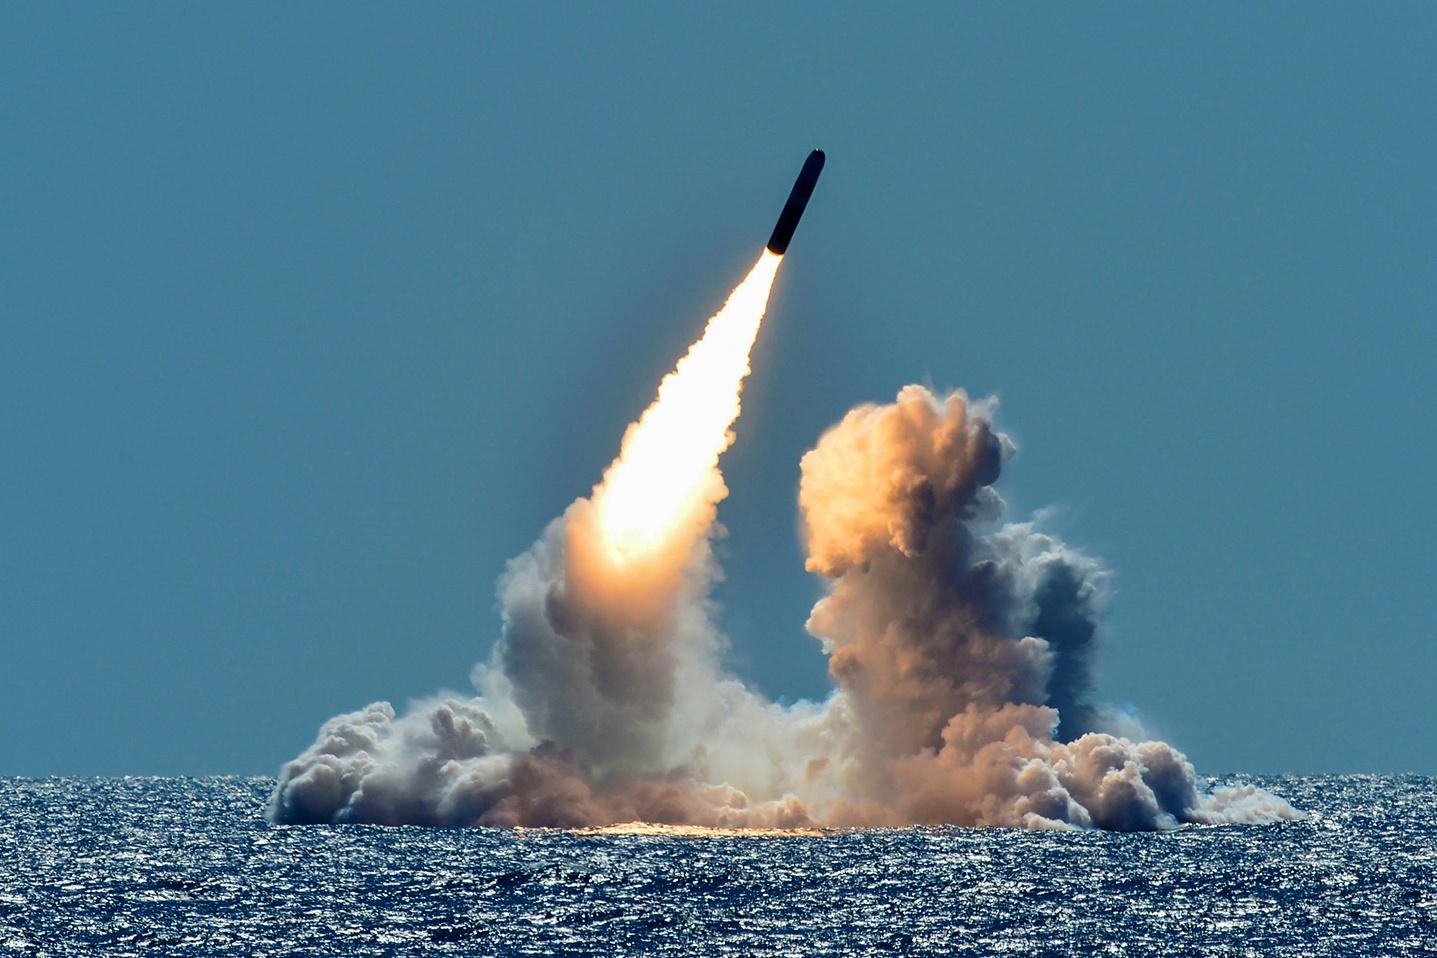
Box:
[2, 4, 1433, 777]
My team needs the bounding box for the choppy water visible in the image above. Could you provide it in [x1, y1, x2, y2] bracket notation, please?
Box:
[1, 776, 1432, 956]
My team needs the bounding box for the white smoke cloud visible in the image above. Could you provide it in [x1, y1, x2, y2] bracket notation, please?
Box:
[270, 384, 1297, 831]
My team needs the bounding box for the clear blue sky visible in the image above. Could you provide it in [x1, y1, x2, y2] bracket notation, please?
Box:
[3, 5, 1433, 776]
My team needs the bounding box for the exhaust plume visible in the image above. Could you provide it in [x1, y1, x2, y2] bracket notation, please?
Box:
[595, 250, 781, 565]
[270, 259, 1296, 832]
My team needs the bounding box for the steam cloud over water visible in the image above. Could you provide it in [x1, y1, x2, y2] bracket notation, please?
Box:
[271, 254, 1296, 831]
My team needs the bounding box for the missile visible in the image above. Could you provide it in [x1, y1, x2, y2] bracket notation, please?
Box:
[766, 149, 825, 255]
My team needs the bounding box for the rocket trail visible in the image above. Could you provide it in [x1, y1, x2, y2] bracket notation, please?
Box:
[592, 150, 826, 565]
[591, 250, 781, 565]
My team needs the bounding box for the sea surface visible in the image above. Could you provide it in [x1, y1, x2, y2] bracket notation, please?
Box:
[1, 776, 1432, 956]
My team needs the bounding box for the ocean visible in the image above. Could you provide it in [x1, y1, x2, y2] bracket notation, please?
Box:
[2, 775, 1431, 956]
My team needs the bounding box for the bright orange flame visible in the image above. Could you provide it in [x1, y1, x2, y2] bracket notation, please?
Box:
[593, 251, 783, 564]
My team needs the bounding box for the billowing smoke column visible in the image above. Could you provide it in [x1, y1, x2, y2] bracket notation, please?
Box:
[270, 259, 1296, 831]
[794, 388, 1292, 828]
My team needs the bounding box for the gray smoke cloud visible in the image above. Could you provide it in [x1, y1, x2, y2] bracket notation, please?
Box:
[270, 385, 1297, 831]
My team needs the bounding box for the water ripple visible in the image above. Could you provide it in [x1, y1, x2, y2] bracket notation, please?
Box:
[0, 776, 1432, 955]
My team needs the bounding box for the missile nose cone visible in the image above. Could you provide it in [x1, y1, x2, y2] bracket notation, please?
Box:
[766, 150, 825, 255]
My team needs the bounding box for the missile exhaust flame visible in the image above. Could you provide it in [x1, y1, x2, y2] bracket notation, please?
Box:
[593, 152, 822, 566]
[593, 251, 782, 566]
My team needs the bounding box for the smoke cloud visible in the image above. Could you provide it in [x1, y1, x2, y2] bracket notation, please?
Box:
[271, 268, 1296, 831]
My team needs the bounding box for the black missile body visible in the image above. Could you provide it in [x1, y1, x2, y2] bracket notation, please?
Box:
[766, 150, 825, 254]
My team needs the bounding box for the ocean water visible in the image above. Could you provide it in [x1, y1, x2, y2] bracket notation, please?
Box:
[1, 776, 1432, 956]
